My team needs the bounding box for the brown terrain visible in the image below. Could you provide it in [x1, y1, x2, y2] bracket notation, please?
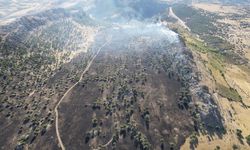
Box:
[164, 2, 250, 149]
[1, 1, 250, 150]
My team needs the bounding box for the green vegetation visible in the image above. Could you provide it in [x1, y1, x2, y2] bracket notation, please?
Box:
[92, 117, 98, 127]
[236, 129, 244, 144]
[169, 142, 176, 150]
[85, 128, 101, 144]
[134, 132, 151, 150]
[173, 4, 218, 35]
[18, 134, 29, 145]
[218, 84, 242, 102]
[160, 138, 164, 150]
[214, 146, 221, 150]
[99, 122, 152, 150]
[173, 26, 242, 103]
[189, 132, 198, 148]
[232, 144, 240, 150]
[141, 108, 150, 129]
[0, 18, 94, 148]
[172, 4, 245, 65]
[92, 99, 102, 110]
[246, 135, 250, 145]
[120, 124, 127, 138]
[175, 26, 223, 62]
[177, 87, 192, 110]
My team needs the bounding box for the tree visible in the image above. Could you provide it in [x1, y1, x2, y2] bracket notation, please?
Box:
[160, 138, 164, 150]
[246, 135, 250, 145]
[144, 114, 150, 130]
[92, 99, 101, 110]
[189, 132, 198, 149]
[236, 129, 244, 144]
[232, 144, 240, 150]
[170, 142, 176, 150]
[85, 132, 91, 143]
[141, 108, 150, 129]
[120, 124, 127, 138]
[92, 117, 98, 127]
[214, 146, 220, 150]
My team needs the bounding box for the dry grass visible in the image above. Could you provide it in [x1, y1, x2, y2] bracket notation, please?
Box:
[193, 3, 250, 61]
[193, 3, 246, 15]
[225, 65, 250, 105]
[194, 58, 249, 149]
[172, 22, 250, 149]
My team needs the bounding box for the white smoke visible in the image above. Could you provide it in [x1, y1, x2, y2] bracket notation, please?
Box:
[0, 0, 179, 45]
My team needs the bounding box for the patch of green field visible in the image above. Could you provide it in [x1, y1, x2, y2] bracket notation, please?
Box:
[172, 26, 242, 102]
[172, 4, 218, 36]
[177, 27, 225, 72]
[209, 54, 225, 73]
[217, 84, 242, 102]
[172, 4, 245, 65]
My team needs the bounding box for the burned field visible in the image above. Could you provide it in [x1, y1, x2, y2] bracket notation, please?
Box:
[0, 1, 228, 149]
[0, 50, 94, 150]
[0, 18, 225, 150]
[55, 26, 204, 150]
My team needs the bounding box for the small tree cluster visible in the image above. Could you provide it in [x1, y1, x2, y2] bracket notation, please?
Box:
[189, 132, 198, 148]
[125, 108, 134, 122]
[85, 127, 101, 143]
[92, 117, 98, 127]
[92, 99, 102, 110]
[177, 88, 192, 110]
[236, 129, 244, 143]
[141, 108, 150, 129]
[134, 132, 151, 150]
[120, 124, 127, 138]
[246, 135, 250, 145]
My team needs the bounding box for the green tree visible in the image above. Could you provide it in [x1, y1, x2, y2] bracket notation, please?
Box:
[246, 135, 250, 145]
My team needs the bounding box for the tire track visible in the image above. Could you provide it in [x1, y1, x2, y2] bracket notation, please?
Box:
[54, 39, 111, 150]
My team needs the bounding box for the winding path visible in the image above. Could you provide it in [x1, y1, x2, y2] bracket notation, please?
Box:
[54, 40, 110, 150]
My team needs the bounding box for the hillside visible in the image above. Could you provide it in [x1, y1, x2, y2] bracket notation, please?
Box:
[165, 2, 250, 149]
[0, 0, 250, 150]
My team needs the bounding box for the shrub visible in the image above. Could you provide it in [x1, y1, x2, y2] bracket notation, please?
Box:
[232, 144, 240, 150]
[92, 117, 98, 127]
[214, 146, 220, 150]
[236, 129, 243, 142]
[190, 132, 198, 148]
[246, 135, 250, 145]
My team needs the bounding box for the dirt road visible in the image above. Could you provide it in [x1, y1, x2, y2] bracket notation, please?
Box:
[54, 40, 110, 150]
[169, 7, 190, 31]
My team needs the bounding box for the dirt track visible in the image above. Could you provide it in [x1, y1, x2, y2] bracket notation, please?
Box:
[54, 40, 111, 150]
[169, 7, 190, 31]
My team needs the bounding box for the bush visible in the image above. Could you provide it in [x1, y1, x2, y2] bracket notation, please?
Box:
[92, 117, 98, 127]
[232, 144, 240, 150]
[190, 132, 198, 148]
[141, 108, 150, 129]
[160, 138, 164, 150]
[169, 142, 175, 150]
[92, 99, 101, 110]
[214, 146, 220, 150]
[236, 129, 243, 142]
[246, 135, 250, 145]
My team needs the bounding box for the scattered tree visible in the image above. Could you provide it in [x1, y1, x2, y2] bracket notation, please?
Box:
[246, 135, 250, 145]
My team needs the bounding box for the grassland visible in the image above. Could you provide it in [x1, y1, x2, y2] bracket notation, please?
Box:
[172, 4, 248, 65]
[171, 26, 250, 150]
[171, 26, 242, 102]
[166, 4, 250, 149]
